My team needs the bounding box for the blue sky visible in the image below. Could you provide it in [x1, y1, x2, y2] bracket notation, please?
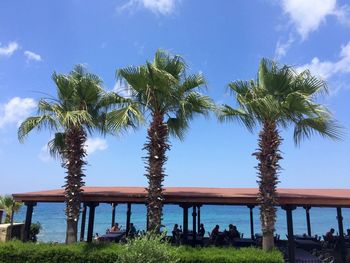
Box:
[1, 0, 350, 194]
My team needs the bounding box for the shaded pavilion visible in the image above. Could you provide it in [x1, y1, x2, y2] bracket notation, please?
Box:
[13, 187, 350, 263]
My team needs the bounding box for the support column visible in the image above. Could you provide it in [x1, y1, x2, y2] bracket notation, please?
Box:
[197, 205, 201, 233]
[24, 202, 37, 242]
[111, 203, 117, 228]
[283, 205, 296, 263]
[337, 207, 347, 263]
[192, 205, 197, 245]
[9, 206, 15, 240]
[86, 202, 99, 243]
[180, 204, 189, 243]
[126, 203, 131, 236]
[248, 205, 255, 239]
[146, 205, 149, 231]
[303, 206, 311, 236]
[80, 203, 87, 241]
[0, 209, 3, 224]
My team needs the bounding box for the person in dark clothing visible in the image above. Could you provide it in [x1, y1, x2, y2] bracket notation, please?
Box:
[210, 225, 220, 244]
[172, 224, 182, 244]
[198, 223, 205, 237]
[128, 223, 137, 237]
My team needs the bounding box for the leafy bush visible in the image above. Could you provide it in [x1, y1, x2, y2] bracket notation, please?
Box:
[120, 232, 178, 263]
[177, 246, 284, 263]
[29, 222, 42, 242]
[0, 241, 121, 263]
[0, 240, 284, 263]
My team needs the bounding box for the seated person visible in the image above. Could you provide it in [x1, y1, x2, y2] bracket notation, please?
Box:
[227, 224, 240, 240]
[172, 224, 181, 236]
[198, 223, 205, 237]
[231, 225, 240, 238]
[211, 225, 220, 239]
[325, 228, 335, 242]
[346, 229, 350, 237]
[111, 223, 121, 232]
[172, 224, 182, 243]
[128, 223, 137, 237]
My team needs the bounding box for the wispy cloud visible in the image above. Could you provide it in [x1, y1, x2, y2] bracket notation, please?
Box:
[280, 0, 350, 40]
[0, 42, 19, 57]
[297, 41, 350, 80]
[24, 50, 42, 62]
[118, 0, 179, 15]
[85, 138, 108, 155]
[297, 41, 350, 95]
[0, 97, 36, 129]
[274, 35, 294, 59]
[39, 144, 51, 162]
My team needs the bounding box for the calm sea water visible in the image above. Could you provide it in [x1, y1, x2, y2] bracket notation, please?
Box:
[13, 203, 350, 243]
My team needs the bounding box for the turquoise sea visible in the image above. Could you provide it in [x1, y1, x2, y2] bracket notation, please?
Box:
[13, 203, 350, 243]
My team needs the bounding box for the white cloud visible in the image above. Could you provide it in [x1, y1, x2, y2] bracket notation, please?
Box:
[24, 50, 42, 62]
[118, 0, 179, 15]
[39, 137, 108, 162]
[0, 97, 36, 129]
[280, 0, 350, 39]
[275, 36, 294, 59]
[297, 41, 350, 80]
[85, 138, 108, 155]
[39, 144, 51, 162]
[0, 42, 19, 57]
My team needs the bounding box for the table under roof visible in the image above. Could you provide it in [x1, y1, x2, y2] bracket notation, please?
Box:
[12, 186, 350, 207]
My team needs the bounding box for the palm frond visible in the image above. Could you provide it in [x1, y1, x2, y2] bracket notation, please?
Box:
[18, 115, 58, 142]
[179, 74, 207, 94]
[61, 110, 94, 128]
[293, 117, 344, 145]
[167, 116, 189, 140]
[48, 132, 66, 159]
[105, 103, 144, 133]
[218, 105, 256, 132]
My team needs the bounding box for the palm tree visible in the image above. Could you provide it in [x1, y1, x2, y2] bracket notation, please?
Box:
[0, 195, 22, 223]
[18, 65, 140, 243]
[219, 58, 342, 250]
[117, 50, 213, 233]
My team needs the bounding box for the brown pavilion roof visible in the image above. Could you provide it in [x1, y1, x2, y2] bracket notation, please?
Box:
[12, 187, 350, 207]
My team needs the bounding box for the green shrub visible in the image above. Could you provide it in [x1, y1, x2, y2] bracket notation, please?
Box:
[177, 246, 284, 263]
[29, 222, 42, 242]
[120, 232, 178, 263]
[0, 241, 122, 263]
[0, 240, 283, 263]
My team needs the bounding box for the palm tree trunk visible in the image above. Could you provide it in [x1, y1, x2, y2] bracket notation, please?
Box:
[254, 120, 282, 250]
[144, 111, 170, 233]
[63, 127, 86, 244]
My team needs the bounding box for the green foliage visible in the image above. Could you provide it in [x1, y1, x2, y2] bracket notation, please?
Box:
[18, 65, 141, 159]
[117, 49, 213, 140]
[0, 195, 22, 223]
[219, 58, 343, 145]
[177, 246, 284, 263]
[120, 233, 178, 263]
[0, 241, 121, 263]
[0, 240, 283, 263]
[29, 222, 42, 242]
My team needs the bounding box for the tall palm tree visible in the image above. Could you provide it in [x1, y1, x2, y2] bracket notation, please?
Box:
[219, 58, 342, 250]
[18, 65, 140, 243]
[0, 195, 22, 223]
[117, 50, 213, 233]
